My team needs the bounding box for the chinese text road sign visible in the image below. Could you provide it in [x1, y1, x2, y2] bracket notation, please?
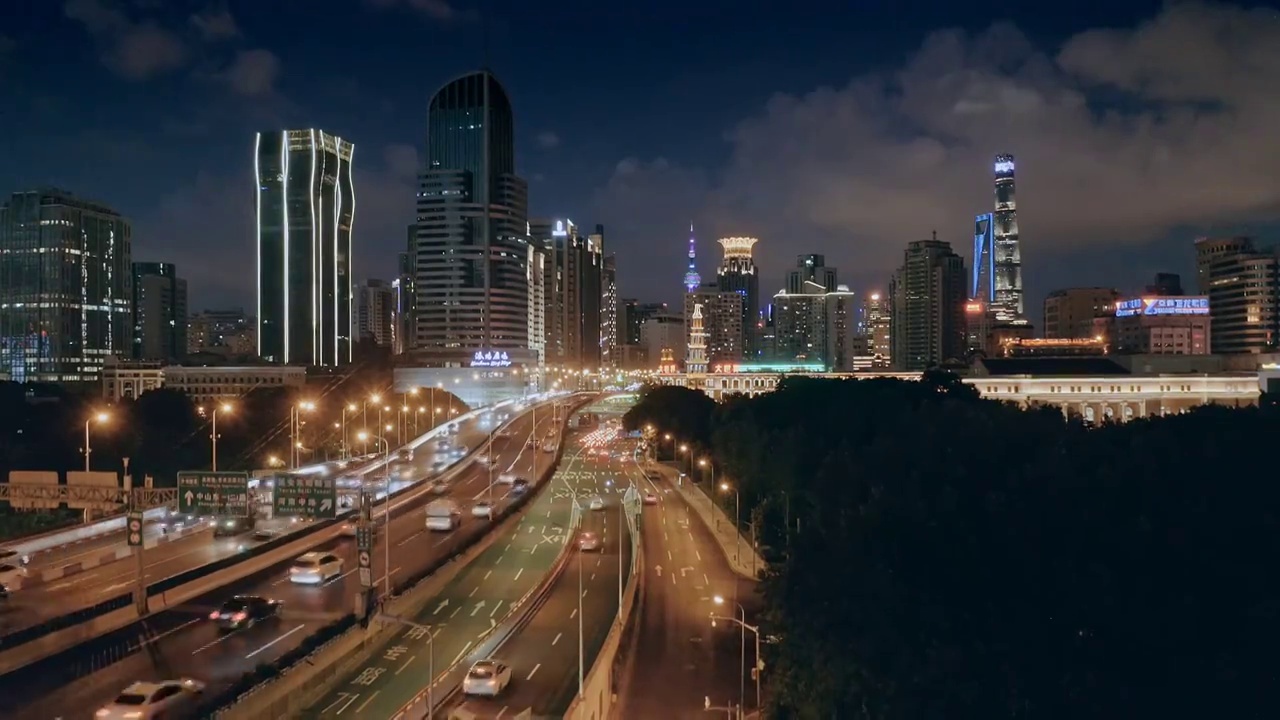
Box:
[272, 475, 338, 519]
[177, 471, 250, 516]
[126, 512, 144, 547]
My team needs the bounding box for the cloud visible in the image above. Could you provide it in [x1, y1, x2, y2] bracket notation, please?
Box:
[190, 6, 239, 41]
[65, 0, 187, 80]
[220, 49, 281, 96]
[592, 2, 1280, 302]
[366, 0, 464, 21]
[535, 131, 561, 150]
[382, 144, 420, 180]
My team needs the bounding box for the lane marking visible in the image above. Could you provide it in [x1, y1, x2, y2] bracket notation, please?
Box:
[355, 690, 380, 715]
[246, 623, 306, 659]
[490, 600, 504, 617]
[484, 569, 492, 580]
[192, 628, 238, 654]
[396, 655, 416, 675]
[570, 608, 577, 619]
[451, 640, 473, 666]
[552, 632, 562, 646]
[526, 663, 541, 680]
[514, 567, 523, 581]
[695, 550, 701, 562]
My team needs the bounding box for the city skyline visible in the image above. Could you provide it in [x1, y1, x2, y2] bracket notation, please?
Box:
[6, 3, 1278, 318]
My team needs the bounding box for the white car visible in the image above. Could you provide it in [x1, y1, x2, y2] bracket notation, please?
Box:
[289, 552, 343, 584]
[338, 521, 357, 537]
[471, 501, 495, 519]
[0, 563, 26, 587]
[0, 549, 29, 567]
[476, 454, 494, 466]
[95, 679, 205, 719]
[541, 441, 556, 453]
[588, 496, 605, 511]
[496, 472, 517, 485]
[462, 659, 512, 697]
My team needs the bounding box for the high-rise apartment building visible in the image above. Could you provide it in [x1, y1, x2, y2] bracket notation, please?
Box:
[601, 254, 618, 368]
[863, 292, 891, 367]
[413, 71, 531, 364]
[1042, 287, 1118, 339]
[356, 279, 397, 347]
[685, 282, 744, 364]
[534, 219, 603, 368]
[717, 237, 760, 358]
[394, 227, 416, 355]
[254, 129, 355, 366]
[786, 254, 837, 293]
[188, 308, 254, 356]
[527, 241, 546, 366]
[0, 189, 132, 383]
[772, 281, 860, 371]
[890, 236, 967, 371]
[640, 312, 684, 369]
[132, 262, 187, 362]
[826, 285, 858, 372]
[1195, 236, 1253, 294]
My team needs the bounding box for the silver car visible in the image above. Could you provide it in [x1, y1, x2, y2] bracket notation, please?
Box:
[462, 659, 512, 697]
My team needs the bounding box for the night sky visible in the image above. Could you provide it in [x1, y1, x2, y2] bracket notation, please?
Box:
[5, 0, 1280, 320]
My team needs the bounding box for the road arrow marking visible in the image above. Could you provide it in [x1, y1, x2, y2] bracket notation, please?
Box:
[655, 565, 663, 577]
[432, 599, 449, 615]
[471, 600, 486, 617]
[680, 566, 694, 577]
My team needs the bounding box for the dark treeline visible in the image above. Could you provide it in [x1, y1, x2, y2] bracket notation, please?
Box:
[624, 374, 1280, 719]
[0, 381, 469, 488]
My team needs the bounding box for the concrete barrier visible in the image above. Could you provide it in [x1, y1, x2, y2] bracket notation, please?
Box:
[3, 506, 172, 558]
[655, 463, 766, 581]
[561, 541, 643, 720]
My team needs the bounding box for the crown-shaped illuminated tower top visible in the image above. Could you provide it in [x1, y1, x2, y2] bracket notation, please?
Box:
[684, 223, 702, 293]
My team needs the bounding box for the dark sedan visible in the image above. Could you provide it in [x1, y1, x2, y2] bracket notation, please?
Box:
[209, 595, 281, 631]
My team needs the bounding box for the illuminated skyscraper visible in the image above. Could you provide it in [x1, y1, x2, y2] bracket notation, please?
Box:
[717, 236, 760, 358]
[992, 154, 1023, 321]
[684, 224, 701, 293]
[972, 213, 994, 304]
[413, 70, 531, 364]
[255, 129, 355, 366]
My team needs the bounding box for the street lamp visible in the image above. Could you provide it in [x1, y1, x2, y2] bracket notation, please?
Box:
[342, 403, 357, 460]
[290, 401, 316, 468]
[83, 411, 109, 472]
[211, 403, 232, 471]
[357, 430, 393, 596]
[713, 595, 760, 713]
[719, 480, 740, 564]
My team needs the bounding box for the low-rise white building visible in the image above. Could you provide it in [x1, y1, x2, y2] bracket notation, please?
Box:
[101, 360, 306, 405]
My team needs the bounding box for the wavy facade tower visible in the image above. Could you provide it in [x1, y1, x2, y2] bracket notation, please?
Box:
[255, 129, 355, 366]
[413, 70, 531, 363]
[992, 154, 1023, 321]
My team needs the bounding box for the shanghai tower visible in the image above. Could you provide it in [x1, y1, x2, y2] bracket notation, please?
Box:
[991, 153, 1023, 321]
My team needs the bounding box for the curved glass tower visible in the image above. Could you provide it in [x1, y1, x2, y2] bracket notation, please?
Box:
[414, 70, 530, 361]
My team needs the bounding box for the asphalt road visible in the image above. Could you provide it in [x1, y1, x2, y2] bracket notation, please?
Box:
[616, 470, 763, 719]
[5, 409, 555, 720]
[300, 405, 619, 720]
[0, 419, 496, 635]
[451, 425, 638, 718]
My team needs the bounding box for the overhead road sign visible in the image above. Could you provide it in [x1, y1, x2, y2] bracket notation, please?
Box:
[177, 471, 250, 516]
[272, 475, 338, 519]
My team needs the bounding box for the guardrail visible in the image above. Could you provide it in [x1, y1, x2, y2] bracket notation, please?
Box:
[562, 537, 644, 719]
[208, 395, 590, 719]
[0, 404, 537, 676]
[2, 506, 172, 558]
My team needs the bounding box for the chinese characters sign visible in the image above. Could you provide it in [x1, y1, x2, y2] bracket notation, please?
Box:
[177, 471, 250, 517]
[1115, 296, 1209, 318]
[272, 475, 338, 519]
[470, 350, 512, 368]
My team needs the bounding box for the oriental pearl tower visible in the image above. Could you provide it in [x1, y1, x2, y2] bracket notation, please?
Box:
[684, 223, 701, 293]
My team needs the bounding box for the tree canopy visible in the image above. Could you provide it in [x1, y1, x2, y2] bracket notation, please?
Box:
[631, 375, 1280, 718]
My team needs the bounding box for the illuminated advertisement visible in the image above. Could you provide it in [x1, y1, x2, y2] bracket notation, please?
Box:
[470, 350, 513, 367]
[1114, 296, 1209, 318]
[552, 220, 569, 237]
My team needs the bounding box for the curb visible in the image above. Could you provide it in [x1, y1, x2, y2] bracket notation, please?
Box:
[654, 464, 765, 581]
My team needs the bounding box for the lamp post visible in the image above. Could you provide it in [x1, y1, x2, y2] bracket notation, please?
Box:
[290, 401, 316, 468]
[719, 480, 740, 565]
[343, 403, 357, 460]
[358, 430, 392, 596]
[713, 595, 760, 714]
[211, 403, 232, 471]
[83, 411, 109, 472]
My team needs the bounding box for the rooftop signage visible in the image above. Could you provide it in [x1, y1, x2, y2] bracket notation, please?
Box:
[1115, 296, 1209, 318]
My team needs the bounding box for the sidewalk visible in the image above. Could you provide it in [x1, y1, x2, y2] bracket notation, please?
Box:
[650, 462, 765, 581]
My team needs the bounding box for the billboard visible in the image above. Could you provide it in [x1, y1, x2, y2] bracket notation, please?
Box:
[6, 471, 59, 510]
[1114, 296, 1209, 318]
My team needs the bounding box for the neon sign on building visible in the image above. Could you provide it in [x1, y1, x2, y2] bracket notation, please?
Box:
[1114, 296, 1209, 318]
[470, 350, 513, 367]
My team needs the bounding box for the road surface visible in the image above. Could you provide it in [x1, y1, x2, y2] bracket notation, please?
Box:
[4, 408, 555, 720]
[616, 468, 762, 719]
[449, 419, 637, 718]
[300, 403, 620, 720]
